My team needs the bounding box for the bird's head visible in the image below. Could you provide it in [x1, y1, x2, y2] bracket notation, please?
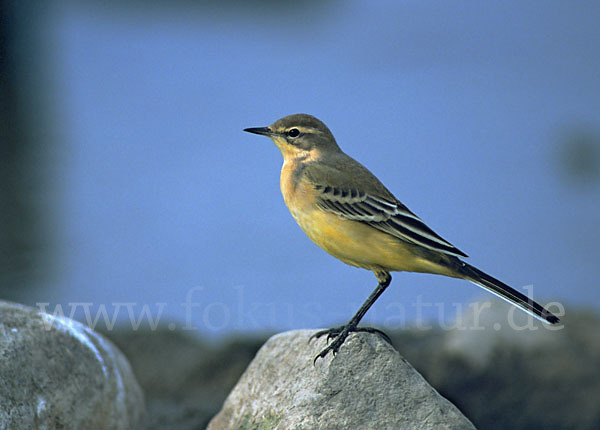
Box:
[244, 113, 341, 161]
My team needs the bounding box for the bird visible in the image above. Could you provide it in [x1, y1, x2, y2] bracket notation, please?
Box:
[244, 113, 560, 362]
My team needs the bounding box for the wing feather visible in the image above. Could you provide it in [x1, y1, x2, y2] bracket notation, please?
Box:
[315, 185, 468, 258]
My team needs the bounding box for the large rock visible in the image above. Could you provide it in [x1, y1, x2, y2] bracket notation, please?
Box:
[103, 327, 265, 429]
[0, 301, 145, 429]
[208, 330, 475, 429]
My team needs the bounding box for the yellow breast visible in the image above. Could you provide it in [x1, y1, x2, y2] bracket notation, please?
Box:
[279, 160, 454, 276]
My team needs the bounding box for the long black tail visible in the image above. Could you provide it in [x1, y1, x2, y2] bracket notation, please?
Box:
[459, 262, 560, 324]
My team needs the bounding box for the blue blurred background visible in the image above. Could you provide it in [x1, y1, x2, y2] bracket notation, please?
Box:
[2, 0, 599, 337]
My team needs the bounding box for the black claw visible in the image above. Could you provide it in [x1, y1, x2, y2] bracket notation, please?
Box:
[311, 325, 392, 364]
[308, 326, 344, 342]
[310, 330, 327, 341]
[355, 327, 393, 345]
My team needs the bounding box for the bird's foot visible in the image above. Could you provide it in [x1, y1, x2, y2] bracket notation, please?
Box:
[309, 325, 392, 364]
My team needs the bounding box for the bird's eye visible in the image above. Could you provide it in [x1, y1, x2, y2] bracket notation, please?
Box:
[287, 128, 300, 138]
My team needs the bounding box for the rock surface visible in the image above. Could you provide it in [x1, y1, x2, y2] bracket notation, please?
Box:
[208, 330, 475, 429]
[103, 326, 266, 429]
[0, 301, 145, 429]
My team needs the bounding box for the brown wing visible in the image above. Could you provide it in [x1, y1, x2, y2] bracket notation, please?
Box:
[303, 155, 467, 258]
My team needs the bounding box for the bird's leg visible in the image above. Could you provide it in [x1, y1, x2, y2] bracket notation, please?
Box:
[311, 271, 392, 363]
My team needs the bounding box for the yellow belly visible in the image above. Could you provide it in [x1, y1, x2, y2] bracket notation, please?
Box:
[288, 202, 452, 276]
[279, 160, 454, 277]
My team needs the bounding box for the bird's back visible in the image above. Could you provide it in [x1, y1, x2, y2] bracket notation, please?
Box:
[303, 151, 397, 200]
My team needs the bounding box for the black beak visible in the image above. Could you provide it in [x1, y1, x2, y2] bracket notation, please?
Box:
[243, 126, 272, 136]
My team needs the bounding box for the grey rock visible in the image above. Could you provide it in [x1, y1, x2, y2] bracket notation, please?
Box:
[0, 301, 145, 429]
[208, 330, 475, 430]
[103, 326, 265, 429]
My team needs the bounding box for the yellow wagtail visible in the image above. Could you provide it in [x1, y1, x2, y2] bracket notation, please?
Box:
[244, 113, 560, 361]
